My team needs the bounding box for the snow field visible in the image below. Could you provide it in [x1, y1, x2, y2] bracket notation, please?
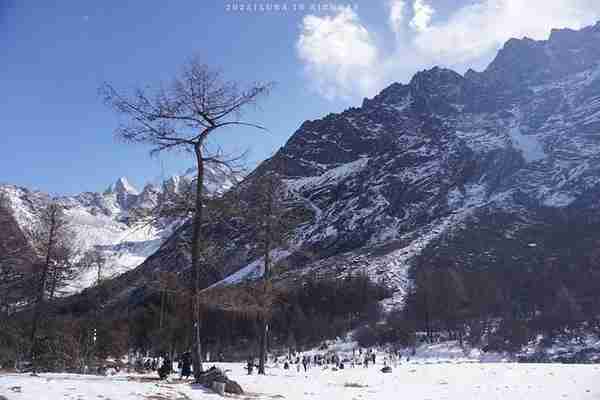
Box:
[2, 361, 600, 400]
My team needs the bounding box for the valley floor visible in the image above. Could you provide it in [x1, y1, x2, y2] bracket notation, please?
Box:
[1, 361, 600, 400]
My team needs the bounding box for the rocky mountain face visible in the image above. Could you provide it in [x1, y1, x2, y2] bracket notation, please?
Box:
[0, 165, 236, 293]
[221, 21, 600, 306]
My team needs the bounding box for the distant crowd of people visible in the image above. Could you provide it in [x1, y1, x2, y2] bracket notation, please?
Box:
[143, 346, 408, 379]
[137, 352, 193, 380]
[256, 347, 407, 374]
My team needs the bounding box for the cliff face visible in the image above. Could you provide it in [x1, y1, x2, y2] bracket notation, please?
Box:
[243, 22, 600, 304]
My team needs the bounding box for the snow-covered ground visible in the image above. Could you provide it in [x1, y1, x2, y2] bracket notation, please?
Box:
[2, 360, 600, 400]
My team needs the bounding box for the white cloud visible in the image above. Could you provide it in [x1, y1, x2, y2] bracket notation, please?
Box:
[297, 0, 600, 100]
[388, 0, 406, 37]
[296, 7, 381, 100]
[414, 0, 600, 63]
[409, 0, 434, 33]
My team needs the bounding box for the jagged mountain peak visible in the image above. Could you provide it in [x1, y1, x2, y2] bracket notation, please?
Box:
[103, 177, 139, 211]
[408, 66, 467, 115]
[362, 82, 410, 109]
[105, 176, 139, 196]
[166, 164, 240, 195]
[141, 182, 159, 192]
[363, 67, 465, 111]
[410, 66, 463, 85]
[482, 21, 600, 88]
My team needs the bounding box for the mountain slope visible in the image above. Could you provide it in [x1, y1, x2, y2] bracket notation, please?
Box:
[13, 22, 600, 309]
[220, 21, 600, 304]
[0, 165, 236, 293]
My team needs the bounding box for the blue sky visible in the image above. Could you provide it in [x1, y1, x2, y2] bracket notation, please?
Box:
[2, 0, 599, 195]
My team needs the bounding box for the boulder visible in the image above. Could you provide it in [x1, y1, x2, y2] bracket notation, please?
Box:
[212, 381, 225, 395]
[225, 379, 244, 395]
[198, 366, 244, 395]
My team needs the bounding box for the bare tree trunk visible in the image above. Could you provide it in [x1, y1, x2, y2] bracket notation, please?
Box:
[191, 144, 205, 380]
[424, 296, 432, 343]
[159, 279, 165, 330]
[258, 318, 268, 374]
[14, 344, 20, 371]
[30, 220, 57, 373]
[30, 267, 48, 372]
[49, 264, 59, 300]
[258, 234, 271, 375]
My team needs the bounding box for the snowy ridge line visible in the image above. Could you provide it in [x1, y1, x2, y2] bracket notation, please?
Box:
[0, 164, 236, 294]
[204, 249, 292, 290]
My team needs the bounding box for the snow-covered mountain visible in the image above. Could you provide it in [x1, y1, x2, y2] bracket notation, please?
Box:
[13, 22, 600, 309]
[0, 165, 237, 292]
[195, 21, 600, 305]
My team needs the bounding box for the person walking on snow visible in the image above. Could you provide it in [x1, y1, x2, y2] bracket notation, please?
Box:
[158, 355, 172, 380]
[180, 352, 192, 379]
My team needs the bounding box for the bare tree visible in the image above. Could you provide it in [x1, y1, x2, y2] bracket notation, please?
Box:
[80, 249, 108, 286]
[0, 192, 41, 370]
[47, 245, 78, 301]
[0, 258, 23, 314]
[0, 192, 32, 313]
[100, 57, 273, 378]
[27, 202, 78, 371]
[245, 171, 295, 374]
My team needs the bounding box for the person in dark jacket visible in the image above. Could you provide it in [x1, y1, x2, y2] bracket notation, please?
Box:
[180, 352, 192, 379]
[158, 356, 172, 380]
[247, 356, 255, 375]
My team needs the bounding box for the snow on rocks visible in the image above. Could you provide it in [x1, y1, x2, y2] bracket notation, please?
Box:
[206, 249, 291, 289]
[284, 157, 370, 194]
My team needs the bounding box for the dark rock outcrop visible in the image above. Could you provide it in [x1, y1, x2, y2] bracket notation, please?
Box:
[197, 366, 244, 395]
